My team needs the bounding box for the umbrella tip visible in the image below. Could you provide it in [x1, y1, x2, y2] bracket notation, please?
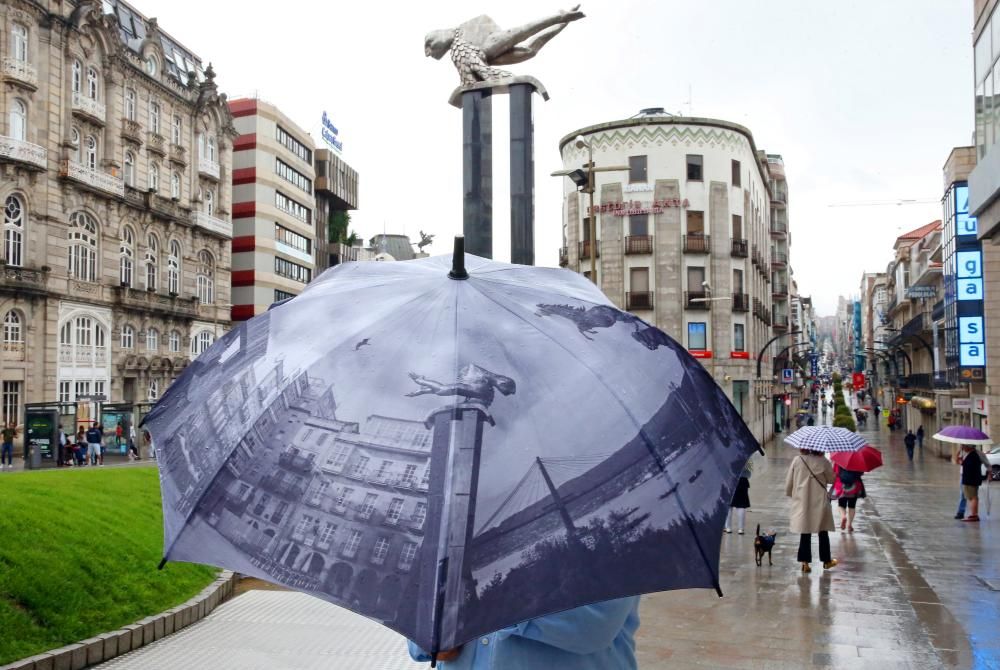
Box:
[449, 236, 469, 280]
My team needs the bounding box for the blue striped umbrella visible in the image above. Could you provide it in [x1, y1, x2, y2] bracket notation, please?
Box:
[783, 426, 867, 453]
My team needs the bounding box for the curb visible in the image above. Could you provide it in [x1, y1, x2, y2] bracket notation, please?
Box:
[0, 571, 239, 670]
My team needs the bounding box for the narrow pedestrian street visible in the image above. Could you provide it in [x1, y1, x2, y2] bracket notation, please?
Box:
[97, 390, 1000, 669]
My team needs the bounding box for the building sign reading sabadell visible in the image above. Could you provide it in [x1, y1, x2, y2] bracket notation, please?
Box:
[587, 198, 690, 217]
[321, 111, 343, 153]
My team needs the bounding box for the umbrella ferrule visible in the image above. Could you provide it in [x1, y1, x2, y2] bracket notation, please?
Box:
[449, 236, 469, 280]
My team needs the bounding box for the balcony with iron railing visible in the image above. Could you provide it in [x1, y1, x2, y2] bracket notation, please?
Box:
[773, 314, 789, 329]
[578, 240, 600, 260]
[257, 474, 306, 500]
[771, 251, 788, 267]
[558, 246, 568, 266]
[71, 92, 105, 124]
[626, 291, 653, 311]
[193, 211, 232, 239]
[0, 135, 46, 170]
[901, 312, 926, 336]
[682, 234, 710, 254]
[770, 221, 787, 236]
[772, 282, 789, 297]
[2, 57, 37, 89]
[625, 235, 653, 255]
[730, 238, 748, 258]
[732, 293, 750, 312]
[685, 291, 709, 310]
[59, 160, 124, 197]
[199, 154, 221, 181]
[278, 450, 315, 474]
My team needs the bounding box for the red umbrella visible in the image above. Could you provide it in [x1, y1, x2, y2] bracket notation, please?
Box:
[831, 445, 882, 473]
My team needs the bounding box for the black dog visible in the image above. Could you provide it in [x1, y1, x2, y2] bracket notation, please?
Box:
[754, 524, 776, 566]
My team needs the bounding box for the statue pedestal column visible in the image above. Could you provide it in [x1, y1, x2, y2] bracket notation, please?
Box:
[462, 91, 493, 259]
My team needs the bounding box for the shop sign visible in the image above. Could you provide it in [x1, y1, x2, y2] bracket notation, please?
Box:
[952, 398, 972, 410]
[730, 351, 749, 359]
[905, 286, 937, 299]
[852, 372, 865, 389]
[973, 396, 989, 416]
[587, 198, 690, 217]
[623, 183, 654, 193]
[781, 369, 794, 384]
[689, 350, 713, 359]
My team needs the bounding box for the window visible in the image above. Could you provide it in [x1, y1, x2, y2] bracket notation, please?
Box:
[271, 501, 289, 524]
[120, 325, 134, 349]
[686, 154, 703, 181]
[167, 240, 180, 294]
[734, 323, 745, 352]
[196, 250, 214, 303]
[84, 135, 97, 170]
[686, 210, 704, 235]
[318, 522, 337, 546]
[191, 331, 213, 356]
[630, 267, 649, 292]
[371, 537, 390, 564]
[68, 211, 98, 281]
[732, 380, 749, 419]
[147, 379, 158, 401]
[71, 127, 80, 162]
[3, 311, 22, 353]
[2, 381, 21, 428]
[207, 136, 216, 162]
[172, 116, 182, 145]
[149, 162, 159, 192]
[203, 189, 214, 216]
[9, 98, 26, 141]
[58, 381, 71, 403]
[628, 155, 647, 183]
[4, 195, 24, 267]
[274, 289, 296, 302]
[629, 214, 649, 236]
[275, 158, 312, 194]
[124, 89, 136, 121]
[412, 501, 427, 528]
[171, 171, 181, 199]
[119, 225, 134, 286]
[309, 480, 330, 506]
[400, 464, 417, 487]
[86, 66, 99, 100]
[386, 498, 404, 524]
[687, 265, 705, 292]
[732, 214, 742, 239]
[731, 159, 741, 187]
[275, 224, 312, 254]
[352, 455, 370, 477]
[71, 60, 82, 93]
[342, 529, 362, 558]
[294, 514, 316, 537]
[733, 268, 744, 294]
[687, 322, 707, 350]
[275, 191, 311, 223]
[398, 541, 418, 571]
[376, 460, 393, 480]
[276, 125, 312, 163]
[11, 23, 28, 63]
[145, 234, 160, 291]
[123, 150, 135, 187]
[334, 486, 353, 507]
[274, 257, 312, 284]
[149, 101, 160, 134]
[168, 330, 180, 353]
[146, 328, 158, 351]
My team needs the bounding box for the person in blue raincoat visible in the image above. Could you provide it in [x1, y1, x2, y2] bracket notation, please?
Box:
[407, 596, 640, 669]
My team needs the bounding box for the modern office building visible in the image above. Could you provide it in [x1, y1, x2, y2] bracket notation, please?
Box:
[557, 108, 786, 443]
[229, 98, 317, 320]
[0, 0, 235, 425]
[314, 148, 359, 273]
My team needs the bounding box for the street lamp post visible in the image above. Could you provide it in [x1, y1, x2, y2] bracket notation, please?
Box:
[755, 330, 802, 448]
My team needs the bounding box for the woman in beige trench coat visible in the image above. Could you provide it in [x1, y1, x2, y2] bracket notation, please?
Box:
[785, 449, 838, 573]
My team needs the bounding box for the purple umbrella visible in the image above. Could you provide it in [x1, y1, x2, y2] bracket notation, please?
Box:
[932, 425, 993, 445]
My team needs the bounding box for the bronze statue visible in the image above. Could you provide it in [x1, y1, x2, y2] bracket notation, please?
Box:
[406, 365, 516, 407]
[417, 230, 435, 252]
[425, 6, 585, 87]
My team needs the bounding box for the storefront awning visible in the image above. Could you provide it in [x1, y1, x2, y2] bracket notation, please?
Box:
[909, 396, 936, 411]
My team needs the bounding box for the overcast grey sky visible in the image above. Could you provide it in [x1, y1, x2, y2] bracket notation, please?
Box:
[143, 0, 972, 315]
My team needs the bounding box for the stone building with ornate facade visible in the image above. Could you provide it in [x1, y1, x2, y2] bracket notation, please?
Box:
[0, 0, 235, 424]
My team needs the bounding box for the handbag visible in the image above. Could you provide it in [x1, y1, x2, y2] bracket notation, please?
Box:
[800, 456, 837, 501]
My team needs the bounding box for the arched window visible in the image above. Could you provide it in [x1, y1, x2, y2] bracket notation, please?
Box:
[204, 189, 214, 216]
[3, 311, 22, 352]
[11, 24, 28, 63]
[71, 59, 82, 93]
[60, 315, 106, 367]
[84, 135, 97, 170]
[196, 250, 214, 304]
[171, 172, 181, 199]
[149, 101, 160, 134]
[191, 330, 214, 356]
[68, 211, 98, 281]
[197, 133, 205, 158]
[9, 99, 26, 141]
[4, 195, 24, 267]
[86, 66, 99, 100]
[119, 225, 134, 286]
[149, 162, 159, 192]
[207, 136, 217, 162]
[172, 116, 182, 145]
[124, 88, 136, 121]
[147, 378, 159, 401]
[169, 330, 181, 353]
[167, 240, 181, 294]
[145, 233, 158, 291]
[123, 150, 135, 187]
[120, 324, 134, 349]
[71, 127, 80, 163]
[146, 328, 158, 351]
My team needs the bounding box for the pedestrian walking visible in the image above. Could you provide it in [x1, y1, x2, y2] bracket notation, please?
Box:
[785, 449, 838, 572]
[916, 425, 925, 450]
[0, 421, 15, 470]
[407, 596, 641, 668]
[833, 464, 865, 532]
[904, 430, 916, 461]
[75, 426, 87, 466]
[725, 461, 752, 534]
[115, 421, 123, 448]
[960, 444, 986, 522]
[86, 423, 103, 466]
[56, 424, 66, 467]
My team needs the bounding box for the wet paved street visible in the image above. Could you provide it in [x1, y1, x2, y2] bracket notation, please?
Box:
[98, 391, 1000, 669]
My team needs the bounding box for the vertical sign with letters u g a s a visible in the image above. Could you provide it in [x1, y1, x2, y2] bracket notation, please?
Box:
[954, 183, 986, 378]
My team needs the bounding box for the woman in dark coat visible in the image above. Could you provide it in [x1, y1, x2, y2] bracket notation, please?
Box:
[724, 461, 752, 534]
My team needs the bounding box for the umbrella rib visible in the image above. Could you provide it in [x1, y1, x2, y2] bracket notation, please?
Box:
[467, 283, 725, 596]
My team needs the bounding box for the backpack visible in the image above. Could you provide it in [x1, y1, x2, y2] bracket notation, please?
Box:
[839, 469, 860, 487]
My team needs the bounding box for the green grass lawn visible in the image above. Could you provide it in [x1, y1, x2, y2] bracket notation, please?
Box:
[0, 467, 218, 664]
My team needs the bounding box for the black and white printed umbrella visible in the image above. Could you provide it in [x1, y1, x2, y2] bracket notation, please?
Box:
[144, 239, 758, 659]
[783, 426, 867, 453]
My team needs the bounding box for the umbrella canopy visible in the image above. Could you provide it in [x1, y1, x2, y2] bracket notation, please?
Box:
[784, 426, 867, 453]
[144, 249, 758, 656]
[830, 446, 882, 473]
[933, 425, 993, 445]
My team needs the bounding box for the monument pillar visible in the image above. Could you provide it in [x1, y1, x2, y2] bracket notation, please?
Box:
[462, 91, 493, 259]
[509, 83, 535, 265]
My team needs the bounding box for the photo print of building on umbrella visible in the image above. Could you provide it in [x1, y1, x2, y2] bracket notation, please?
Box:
[144, 245, 760, 657]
